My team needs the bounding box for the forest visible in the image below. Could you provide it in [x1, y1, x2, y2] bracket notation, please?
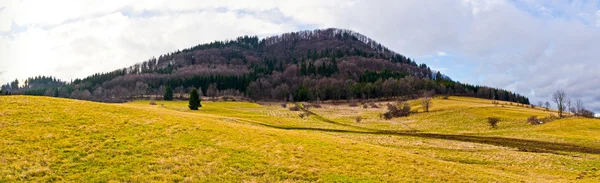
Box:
[0, 28, 529, 104]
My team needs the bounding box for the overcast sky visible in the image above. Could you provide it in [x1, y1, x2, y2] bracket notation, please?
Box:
[1, 0, 599, 112]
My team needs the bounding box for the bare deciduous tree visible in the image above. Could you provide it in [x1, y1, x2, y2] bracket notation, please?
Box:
[552, 90, 567, 117]
[544, 101, 550, 111]
[574, 99, 584, 116]
[207, 83, 218, 101]
[420, 90, 434, 112]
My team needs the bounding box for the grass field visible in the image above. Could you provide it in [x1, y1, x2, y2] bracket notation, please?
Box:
[1, 96, 599, 182]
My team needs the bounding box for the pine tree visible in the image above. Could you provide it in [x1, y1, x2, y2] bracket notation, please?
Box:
[189, 88, 201, 110]
[164, 86, 174, 101]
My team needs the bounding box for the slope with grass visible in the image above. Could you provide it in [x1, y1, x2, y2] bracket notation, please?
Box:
[1, 96, 599, 182]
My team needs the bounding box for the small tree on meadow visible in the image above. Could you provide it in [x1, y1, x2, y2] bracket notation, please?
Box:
[164, 86, 174, 101]
[420, 91, 433, 112]
[552, 90, 567, 117]
[189, 88, 202, 110]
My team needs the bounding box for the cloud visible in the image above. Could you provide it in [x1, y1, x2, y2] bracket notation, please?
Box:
[0, 0, 599, 113]
[0, 5, 298, 84]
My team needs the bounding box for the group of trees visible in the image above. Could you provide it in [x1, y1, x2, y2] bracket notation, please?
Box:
[539, 90, 596, 118]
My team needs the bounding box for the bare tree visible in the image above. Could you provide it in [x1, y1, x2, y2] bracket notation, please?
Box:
[544, 101, 550, 111]
[574, 99, 584, 116]
[566, 99, 572, 115]
[207, 83, 218, 101]
[552, 90, 567, 117]
[420, 90, 433, 112]
[537, 101, 544, 108]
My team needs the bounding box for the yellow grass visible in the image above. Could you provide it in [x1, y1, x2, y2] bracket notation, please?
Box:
[1, 96, 599, 182]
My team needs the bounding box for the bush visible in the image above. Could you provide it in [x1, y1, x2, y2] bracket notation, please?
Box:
[370, 103, 379, 108]
[355, 116, 362, 123]
[349, 102, 359, 107]
[539, 115, 559, 123]
[487, 117, 500, 128]
[149, 99, 156, 105]
[305, 103, 322, 108]
[527, 116, 542, 125]
[363, 104, 368, 109]
[382, 103, 411, 120]
[580, 109, 596, 118]
[382, 112, 393, 120]
[442, 95, 449, 99]
[281, 103, 287, 108]
[289, 106, 301, 111]
[299, 112, 310, 119]
[221, 96, 235, 101]
[492, 100, 499, 106]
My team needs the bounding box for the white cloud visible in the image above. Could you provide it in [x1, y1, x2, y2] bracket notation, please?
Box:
[0, 6, 297, 83]
[437, 52, 448, 56]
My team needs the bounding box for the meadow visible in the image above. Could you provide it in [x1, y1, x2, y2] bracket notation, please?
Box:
[0, 96, 599, 182]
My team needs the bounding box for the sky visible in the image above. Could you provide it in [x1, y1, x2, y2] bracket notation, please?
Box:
[1, 0, 599, 113]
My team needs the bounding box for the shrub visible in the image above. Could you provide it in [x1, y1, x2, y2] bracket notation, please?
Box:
[442, 95, 449, 99]
[487, 117, 500, 128]
[363, 104, 368, 109]
[280, 103, 287, 108]
[492, 100, 499, 106]
[149, 99, 156, 105]
[289, 106, 301, 111]
[401, 103, 411, 116]
[305, 103, 322, 108]
[370, 103, 379, 108]
[355, 116, 362, 123]
[383, 103, 411, 120]
[222, 96, 235, 101]
[299, 112, 310, 119]
[349, 102, 359, 107]
[382, 112, 393, 120]
[299, 113, 306, 118]
[527, 116, 542, 125]
[539, 115, 559, 123]
[580, 109, 596, 118]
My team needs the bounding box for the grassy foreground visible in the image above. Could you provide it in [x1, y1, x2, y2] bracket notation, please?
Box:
[1, 96, 599, 182]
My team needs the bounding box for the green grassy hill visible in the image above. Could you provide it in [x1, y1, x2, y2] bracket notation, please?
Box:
[1, 96, 599, 182]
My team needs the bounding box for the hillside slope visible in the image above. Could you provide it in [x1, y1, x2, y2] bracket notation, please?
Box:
[1, 96, 598, 182]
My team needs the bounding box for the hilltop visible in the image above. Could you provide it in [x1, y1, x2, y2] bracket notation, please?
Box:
[0, 95, 598, 182]
[1, 28, 529, 105]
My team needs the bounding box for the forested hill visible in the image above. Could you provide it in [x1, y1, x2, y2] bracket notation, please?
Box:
[1, 28, 529, 104]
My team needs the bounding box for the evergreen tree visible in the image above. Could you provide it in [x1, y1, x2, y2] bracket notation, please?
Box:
[435, 71, 443, 81]
[164, 86, 174, 101]
[189, 88, 201, 110]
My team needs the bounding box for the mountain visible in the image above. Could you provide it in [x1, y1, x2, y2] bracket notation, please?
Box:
[0, 28, 529, 104]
